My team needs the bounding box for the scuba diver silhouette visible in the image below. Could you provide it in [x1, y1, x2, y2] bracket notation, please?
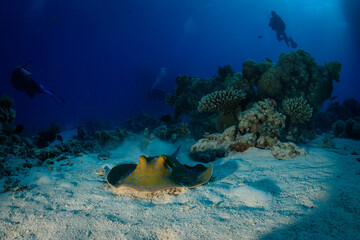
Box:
[269, 10, 297, 48]
[11, 61, 65, 106]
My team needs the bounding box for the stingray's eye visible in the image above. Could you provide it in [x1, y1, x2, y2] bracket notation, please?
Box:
[157, 155, 167, 165]
[139, 156, 147, 166]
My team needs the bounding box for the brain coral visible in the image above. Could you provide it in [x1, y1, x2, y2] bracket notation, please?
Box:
[198, 88, 246, 113]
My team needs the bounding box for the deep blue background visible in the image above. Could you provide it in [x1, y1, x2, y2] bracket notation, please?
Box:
[0, 0, 359, 130]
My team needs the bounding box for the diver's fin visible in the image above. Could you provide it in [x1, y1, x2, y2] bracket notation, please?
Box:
[21, 60, 32, 68]
[39, 85, 66, 106]
[290, 37, 297, 48]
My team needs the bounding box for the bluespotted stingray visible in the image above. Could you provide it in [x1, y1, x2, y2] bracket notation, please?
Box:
[107, 147, 213, 194]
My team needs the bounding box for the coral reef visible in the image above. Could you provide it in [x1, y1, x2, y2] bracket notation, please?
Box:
[216, 64, 234, 82]
[282, 96, 313, 140]
[240, 50, 340, 140]
[197, 88, 246, 131]
[332, 120, 345, 137]
[237, 99, 286, 149]
[316, 98, 360, 133]
[123, 112, 161, 133]
[94, 128, 128, 149]
[198, 88, 246, 113]
[168, 50, 340, 140]
[152, 123, 190, 142]
[282, 97, 313, 125]
[166, 75, 224, 138]
[34, 123, 61, 148]
[343, 118, 360, 139]
[190, 99, 287, 162]
[0, 94, 18, 136]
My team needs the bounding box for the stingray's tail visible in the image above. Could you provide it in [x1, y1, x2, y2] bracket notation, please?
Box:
[171, 145, 181, 158]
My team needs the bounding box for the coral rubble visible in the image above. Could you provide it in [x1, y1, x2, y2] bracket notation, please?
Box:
[270, 142, 307, 160]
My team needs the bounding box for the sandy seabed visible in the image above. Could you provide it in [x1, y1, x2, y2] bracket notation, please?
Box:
[0, 136, 359, 240]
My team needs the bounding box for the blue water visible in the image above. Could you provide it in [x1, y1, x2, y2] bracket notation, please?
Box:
[0, 0, 359, 129]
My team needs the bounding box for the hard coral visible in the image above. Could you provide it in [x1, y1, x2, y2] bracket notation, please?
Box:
[332, 120, 345, 137]
[198, 88, 246, 113]
[257, 68, 282, 99]
[282, 96, 313, 125]
[0, 94, 16, 125]
[0, 94, 14, 109]
[217, 64, 234, 82]
[238, 99, 285, 137]
[282, 96, 313, 140]
[35, 123, 61, 148]
[238, 99, 286, 149]
[325, 61, 342, 82]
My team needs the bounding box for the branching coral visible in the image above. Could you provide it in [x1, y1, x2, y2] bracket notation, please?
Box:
[197, 88, 246, 132]
[198, 88, 246, 113]
[282, 96, 313, 139]
[282, 96, 313, 125]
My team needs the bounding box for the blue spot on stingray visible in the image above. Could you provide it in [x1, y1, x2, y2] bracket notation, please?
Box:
[164, 175, 167, 177]
[135, 177, 138, 179]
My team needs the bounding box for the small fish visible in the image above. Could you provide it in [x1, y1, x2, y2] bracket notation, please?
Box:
[330, 96, 338, 101]
[265, 57, 272, 63]
[258, 35, 263, 39]
[56, 135, 63, 142]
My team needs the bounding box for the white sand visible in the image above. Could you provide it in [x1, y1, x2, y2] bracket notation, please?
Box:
[0, 136, 359, 239]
